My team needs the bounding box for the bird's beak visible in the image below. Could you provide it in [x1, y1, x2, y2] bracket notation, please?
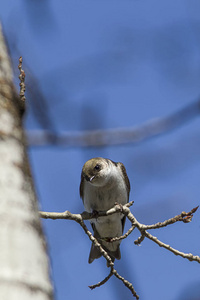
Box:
[89, 176, 95, 182]
[83, 173, 95, 182]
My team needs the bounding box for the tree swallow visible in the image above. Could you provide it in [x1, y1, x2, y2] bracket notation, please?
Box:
[80, 157, 130, 264]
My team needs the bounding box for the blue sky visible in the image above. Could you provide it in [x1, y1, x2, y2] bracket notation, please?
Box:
[1, 1, 200, 299]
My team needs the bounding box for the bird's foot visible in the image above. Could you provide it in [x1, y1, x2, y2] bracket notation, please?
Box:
[114, 202, 123, 212]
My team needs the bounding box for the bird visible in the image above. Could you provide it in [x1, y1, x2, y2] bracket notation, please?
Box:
[80, 157, 130, 264]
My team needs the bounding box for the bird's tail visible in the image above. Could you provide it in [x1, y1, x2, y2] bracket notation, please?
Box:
[88, 242, 121, 264]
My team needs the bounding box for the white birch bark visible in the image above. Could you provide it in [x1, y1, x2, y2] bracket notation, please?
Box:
[0, 24, 53, 300]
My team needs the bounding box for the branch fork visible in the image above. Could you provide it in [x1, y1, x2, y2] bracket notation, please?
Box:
[39, 203, 199, 299]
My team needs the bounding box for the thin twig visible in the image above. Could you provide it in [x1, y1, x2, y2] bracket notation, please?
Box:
[108, 225, 135, 243]
[40, 203, 200, 298]
[75, 217, 138, 297]
[144, 206, 199, 230]
[144, 231, 200, 263]
[89, 270, 113, 289]
[18, 56, 26, 102]
[134, 233, 145, 245]
[77, 218, 114, 267]
[112, 268, 139, 299]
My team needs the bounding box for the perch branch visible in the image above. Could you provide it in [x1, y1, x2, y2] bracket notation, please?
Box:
[40, 203, 199, 298]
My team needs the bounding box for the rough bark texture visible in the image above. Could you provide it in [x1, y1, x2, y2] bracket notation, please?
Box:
[0, 25, 53, 300]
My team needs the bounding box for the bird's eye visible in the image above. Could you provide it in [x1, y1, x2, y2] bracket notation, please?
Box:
[94, 164, 100, 170]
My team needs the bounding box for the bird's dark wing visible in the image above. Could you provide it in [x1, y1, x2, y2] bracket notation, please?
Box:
[117, 162, 130, 234]
[121, 215, 126, 236]
[79, 172, 85, 204]
[117, 162, 130, 199]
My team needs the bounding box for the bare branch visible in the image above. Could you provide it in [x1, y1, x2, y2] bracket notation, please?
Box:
[130, 206, 200, 263]
[106, 225, 135, 243]
[134, 234, 145, 245]
[71, 212, 138, 296]
[77, 218, 114, 268]
[112, 268, 139, 299]
[28, 99, 200, 147]
[139, 205, 199, 230]
[89, 270, 113, 290]
[18, 56, 26, 102]
[39, 201, 134, 221]
[40, 202, 138, 297]
[88, 265, 139, 299]
[40, 203, 199, 298]
[143, 231, 200, 263]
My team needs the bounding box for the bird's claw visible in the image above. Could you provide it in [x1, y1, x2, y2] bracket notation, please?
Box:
[115, 202, 123, 212]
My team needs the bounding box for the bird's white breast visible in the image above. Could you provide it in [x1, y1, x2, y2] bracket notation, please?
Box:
[83, 165, 128, 213]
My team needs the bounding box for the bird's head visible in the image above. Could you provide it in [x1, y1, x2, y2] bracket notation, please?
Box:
[81, 157, 111, 187]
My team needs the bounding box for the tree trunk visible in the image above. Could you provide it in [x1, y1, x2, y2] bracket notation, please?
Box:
[0, 24, 53, 300]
